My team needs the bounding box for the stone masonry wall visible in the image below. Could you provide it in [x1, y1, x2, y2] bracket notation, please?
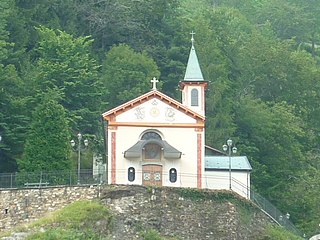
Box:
[100, 185, 274, 240]
[0, 186, 99, 231]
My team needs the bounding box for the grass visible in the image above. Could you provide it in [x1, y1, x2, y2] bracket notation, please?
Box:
[31, 199, 111, 228]
[261, 225, 304, 240]
[0, 200, 112, 240]
[27, 228, 105, 240]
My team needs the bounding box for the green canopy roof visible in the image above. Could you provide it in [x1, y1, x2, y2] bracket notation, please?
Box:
[124, 139, 182, 159]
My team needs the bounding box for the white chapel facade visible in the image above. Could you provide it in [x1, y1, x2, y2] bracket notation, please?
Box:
[102, 36, 252, 198]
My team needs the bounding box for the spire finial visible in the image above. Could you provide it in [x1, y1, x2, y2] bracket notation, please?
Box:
[190, 31, 195, 47]
[151, 77, 159, 90]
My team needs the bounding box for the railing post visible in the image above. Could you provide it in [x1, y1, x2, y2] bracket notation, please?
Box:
[10, 173, 13, 188]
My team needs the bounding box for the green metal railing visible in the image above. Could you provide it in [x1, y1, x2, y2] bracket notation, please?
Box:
[0, 169, 103, 189]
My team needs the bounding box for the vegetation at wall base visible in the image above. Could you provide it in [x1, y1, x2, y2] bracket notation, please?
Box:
[177, 187, 249, 204]
[262, 225, 303, 240]
[26, 200, 112, 240]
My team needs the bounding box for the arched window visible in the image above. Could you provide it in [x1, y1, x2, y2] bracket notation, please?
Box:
[169, 168, 177, 183]
[141, 131, 162, 141]
[128, 167, 135, 182]
[191, 89, 199, 106]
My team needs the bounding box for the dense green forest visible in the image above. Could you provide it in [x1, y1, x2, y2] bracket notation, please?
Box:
[0, 0, 319, 236]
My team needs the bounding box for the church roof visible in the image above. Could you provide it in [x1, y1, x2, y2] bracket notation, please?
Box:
[205, 156, 252, 171]
[205, 145, 225, 156]
[102, 89, 205, 121]
[183, 34, 204, 81]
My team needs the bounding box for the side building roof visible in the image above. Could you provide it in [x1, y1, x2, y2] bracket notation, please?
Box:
[205, 156, 252, 171]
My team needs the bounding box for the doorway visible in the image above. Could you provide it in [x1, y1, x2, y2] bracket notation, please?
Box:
[142, 143, 162, 186]
[142, 164, 162, 186]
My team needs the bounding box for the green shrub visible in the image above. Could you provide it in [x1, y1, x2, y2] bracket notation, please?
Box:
[51, 200, 111, 228]
[27, 228, 102, 240]
[141, 229, 164, 240]
[262, 225, 303, 240]
[28, 200, 112, 238]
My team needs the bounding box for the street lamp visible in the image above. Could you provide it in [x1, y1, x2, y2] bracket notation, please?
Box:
[286, 212, 290, 220]
[70, 133, 88, 185]
[223, 139, 237, 190]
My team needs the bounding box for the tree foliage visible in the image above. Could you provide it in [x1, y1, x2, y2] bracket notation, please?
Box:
[31, 26, 103, 133]
[101, 44, 160, 108]
[18, 90, 72, 172]
[1, 0, 320, 236]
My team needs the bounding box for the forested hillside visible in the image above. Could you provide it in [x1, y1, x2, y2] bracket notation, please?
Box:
[0, 0, 319, 236]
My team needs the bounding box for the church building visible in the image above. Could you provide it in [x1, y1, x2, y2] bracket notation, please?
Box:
[102, 36, 252, 199]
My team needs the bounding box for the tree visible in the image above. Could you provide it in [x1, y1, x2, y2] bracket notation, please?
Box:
[234, 96, 306, 202]
[0, 0, 29, 172]
[286, 164, 320, 235]
[101, 44, 160, 108]
[30, 26, 103, 134]
[18, 90, 72, 172]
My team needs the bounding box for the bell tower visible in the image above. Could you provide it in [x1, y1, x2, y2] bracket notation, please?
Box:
[180, 32, 208, 116]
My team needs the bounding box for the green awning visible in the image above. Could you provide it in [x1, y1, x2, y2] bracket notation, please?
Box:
[124, 140, 181, 159]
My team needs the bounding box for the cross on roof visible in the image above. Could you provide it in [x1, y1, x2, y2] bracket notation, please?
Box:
[190, 31, 195, 46]
[151, 77, 159, 90]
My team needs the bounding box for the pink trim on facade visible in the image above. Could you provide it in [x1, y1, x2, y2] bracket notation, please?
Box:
[197, 133, 202, 188]
[201, 88, 205, 111]
[111, 132, 116, 184]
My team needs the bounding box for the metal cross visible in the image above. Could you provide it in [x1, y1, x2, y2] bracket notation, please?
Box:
[190, 31, 195, 46]
[151, 77, 159, 90]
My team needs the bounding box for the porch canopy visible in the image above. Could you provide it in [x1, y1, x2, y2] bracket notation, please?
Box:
[124, 139, 181, 159]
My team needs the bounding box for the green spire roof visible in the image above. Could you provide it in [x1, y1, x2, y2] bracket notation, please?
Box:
[183, 35, 204, 81]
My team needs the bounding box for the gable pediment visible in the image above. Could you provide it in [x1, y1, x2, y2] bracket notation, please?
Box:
[102, 90, 205, 125]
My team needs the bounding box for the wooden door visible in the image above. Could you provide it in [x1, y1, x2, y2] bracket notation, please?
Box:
[142, 164, 162, 186]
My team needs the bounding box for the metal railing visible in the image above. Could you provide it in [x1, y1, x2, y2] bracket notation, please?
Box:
[0, 169, 104, 189]
[250, 190, 304, 237]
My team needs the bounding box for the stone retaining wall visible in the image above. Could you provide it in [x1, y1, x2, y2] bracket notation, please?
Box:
[0, 186, 99, 231]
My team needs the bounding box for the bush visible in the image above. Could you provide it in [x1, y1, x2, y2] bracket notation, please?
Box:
[141, 229, 164, 240]
[262, 225, 303, 240]
[27, 228, 102, 240]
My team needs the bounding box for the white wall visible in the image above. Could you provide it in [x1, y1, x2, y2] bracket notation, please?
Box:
[181, 85, 205, 116]
[108, 125, 202, 189]
[204, 171, 251, 199]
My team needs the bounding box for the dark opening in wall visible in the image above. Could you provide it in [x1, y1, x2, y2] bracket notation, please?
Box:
[128, 167, 135, 182]
[169, 168, 177, 183]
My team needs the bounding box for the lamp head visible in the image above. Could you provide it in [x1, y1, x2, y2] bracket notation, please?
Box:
[222, 144, 227, 152]
[227, 139, 232, 146]
[84, 139, 89, 147]
[70, 139, 75, 147]
[232, 146, 237, 154]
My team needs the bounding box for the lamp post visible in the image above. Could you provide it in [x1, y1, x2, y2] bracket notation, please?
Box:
[223, 139, 237, 190]
[70, 133, 88, 185]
